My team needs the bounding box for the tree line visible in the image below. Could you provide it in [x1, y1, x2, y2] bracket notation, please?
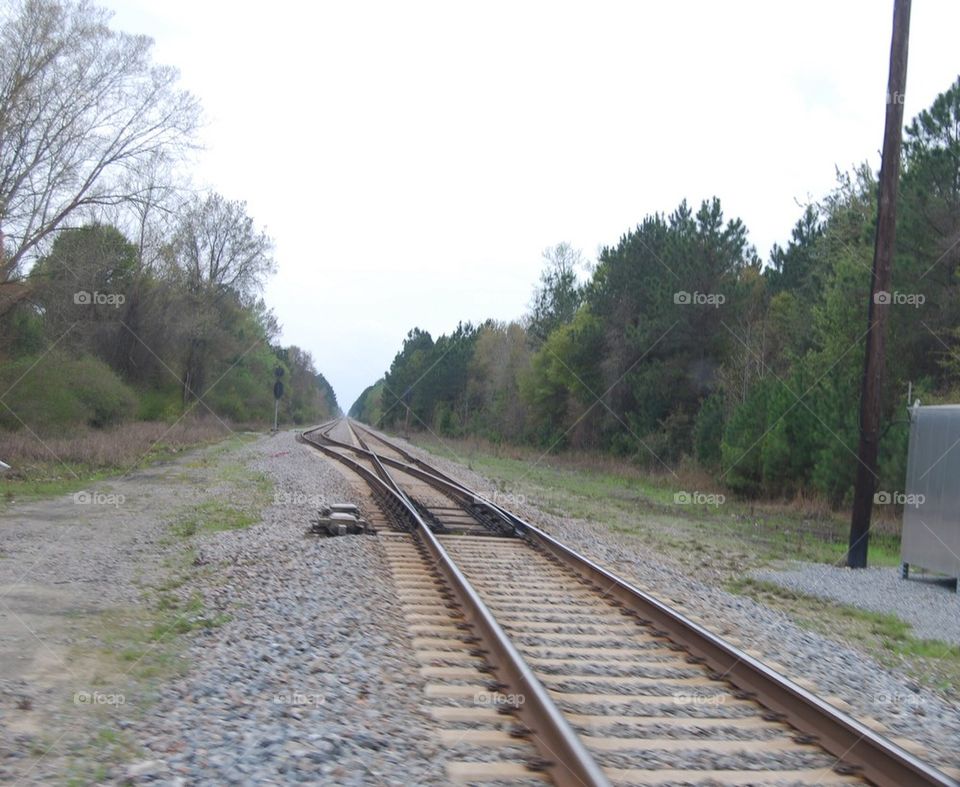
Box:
[0, 0, 338, 434]
[352, 77, 960, 505]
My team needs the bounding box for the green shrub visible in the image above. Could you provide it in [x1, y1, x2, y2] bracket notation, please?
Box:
[0, 352, 137, 433]
[204, 360, 274, 423]
[693, 393, 724, 467]
[721, 377, 776, 496]
[6, 309, 46, 356]
[137, 387, 184, 421]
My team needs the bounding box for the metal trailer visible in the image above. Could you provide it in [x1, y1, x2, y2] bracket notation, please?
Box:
[900, 404, 960, 588]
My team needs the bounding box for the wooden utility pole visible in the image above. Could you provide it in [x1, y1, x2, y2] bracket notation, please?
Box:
[847, 0, 912, 568]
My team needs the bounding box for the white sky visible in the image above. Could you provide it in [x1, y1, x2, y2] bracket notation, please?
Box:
[101, 0, 960, 411]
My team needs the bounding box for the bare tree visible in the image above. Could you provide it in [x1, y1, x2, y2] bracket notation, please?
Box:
[104, 150, 189, 274]
[169, 193, 276, 401]
[0, 0, 199, 286]
[528, 242, 585, 345]
[79, 152, 190, 377]
[171, 193, 275, 302]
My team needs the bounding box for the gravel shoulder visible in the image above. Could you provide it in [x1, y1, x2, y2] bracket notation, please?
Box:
[752, 562, 960, 646]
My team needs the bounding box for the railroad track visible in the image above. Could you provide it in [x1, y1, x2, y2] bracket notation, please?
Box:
[300, 419, 957, 787]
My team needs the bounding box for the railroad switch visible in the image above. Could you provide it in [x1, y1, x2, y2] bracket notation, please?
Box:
[308, 504, 372, 536]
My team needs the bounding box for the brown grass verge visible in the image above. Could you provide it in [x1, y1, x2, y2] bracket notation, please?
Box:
[0, 419, 244, 479]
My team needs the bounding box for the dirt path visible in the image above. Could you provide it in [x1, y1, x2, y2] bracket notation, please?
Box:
[0, 434, 266, 785]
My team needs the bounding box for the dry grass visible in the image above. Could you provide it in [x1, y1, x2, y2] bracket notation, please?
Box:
[403, 429, 906, 547]
[462, 439, 903, 531]
[423, 433, 742, 497]
[0, 419, 240, 479]
[401, 428, 905, 568]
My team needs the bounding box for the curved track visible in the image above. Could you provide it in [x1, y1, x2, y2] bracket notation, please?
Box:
[300, 419, 957, 787]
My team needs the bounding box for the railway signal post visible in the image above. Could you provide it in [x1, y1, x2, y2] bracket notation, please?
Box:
[273, 367, 285, 432]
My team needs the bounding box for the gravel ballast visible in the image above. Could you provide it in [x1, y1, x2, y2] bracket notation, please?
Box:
[122, 432, 449, 786]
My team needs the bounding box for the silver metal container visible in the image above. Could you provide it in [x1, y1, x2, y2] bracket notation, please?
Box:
[900, 404, 960, 583]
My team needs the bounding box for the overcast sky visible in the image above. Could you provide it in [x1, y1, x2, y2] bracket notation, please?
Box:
[101, 0, 960, 412]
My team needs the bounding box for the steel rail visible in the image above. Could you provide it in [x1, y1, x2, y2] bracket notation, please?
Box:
[299, 426, 612, 787]
[309, 422, 409, 497]
[343, 422, 959, 787]
[299, 429, 408, 508]
[351, 422, 420, 463]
